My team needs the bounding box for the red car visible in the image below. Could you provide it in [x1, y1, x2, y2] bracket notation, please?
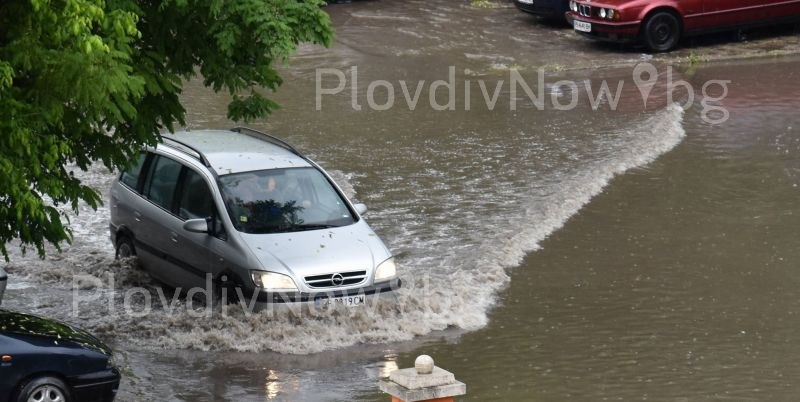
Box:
[566, 0, 800, 52]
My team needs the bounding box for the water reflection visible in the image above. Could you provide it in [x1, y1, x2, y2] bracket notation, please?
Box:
[265, 370, 280, 400]
[376, 357, 399, 379]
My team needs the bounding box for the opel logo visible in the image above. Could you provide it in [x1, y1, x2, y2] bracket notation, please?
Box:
[331, 273, 344, 286]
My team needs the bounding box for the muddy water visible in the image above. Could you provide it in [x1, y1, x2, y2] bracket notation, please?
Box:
[353, 59, 800, 401]
[3, 1, 800, 401]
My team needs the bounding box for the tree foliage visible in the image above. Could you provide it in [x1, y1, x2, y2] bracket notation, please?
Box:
[0, 0, 333, 259]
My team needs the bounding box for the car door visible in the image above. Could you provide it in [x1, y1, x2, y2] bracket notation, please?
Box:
[752, 0, 800, 22]
[171, 167, 229, 290]
[701, 0, 783, 27]
[110, 152, 150, 241]
[136, 153, 188, 287]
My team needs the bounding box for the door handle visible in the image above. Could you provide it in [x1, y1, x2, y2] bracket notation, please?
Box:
[170, 232, 178, 243]
[133, 211, 142, 222]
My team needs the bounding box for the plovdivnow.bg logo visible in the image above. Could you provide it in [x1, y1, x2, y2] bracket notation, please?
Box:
[315, 62, 730, 124]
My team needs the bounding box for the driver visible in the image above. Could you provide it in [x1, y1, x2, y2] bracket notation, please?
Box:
[264, 174, 312, 208]
[263, 176, 282, 201]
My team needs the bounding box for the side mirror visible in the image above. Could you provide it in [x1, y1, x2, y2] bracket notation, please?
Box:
[183, 218, 209, 234]
[354, 203, 368, 215]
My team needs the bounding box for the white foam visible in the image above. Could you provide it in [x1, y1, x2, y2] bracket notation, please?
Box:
[7, 281, 33, 290]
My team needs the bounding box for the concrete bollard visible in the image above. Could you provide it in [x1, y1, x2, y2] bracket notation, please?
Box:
[379, 355, 466, 402]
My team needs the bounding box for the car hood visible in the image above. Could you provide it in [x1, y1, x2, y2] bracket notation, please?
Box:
[0, 309, 112, 355]
[240, 220, 391, 282]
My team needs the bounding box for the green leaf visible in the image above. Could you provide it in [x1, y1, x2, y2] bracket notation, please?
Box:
[0, 0, 333, 260]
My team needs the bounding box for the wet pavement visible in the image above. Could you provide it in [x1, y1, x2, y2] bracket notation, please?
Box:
[3, 0, 800, 400]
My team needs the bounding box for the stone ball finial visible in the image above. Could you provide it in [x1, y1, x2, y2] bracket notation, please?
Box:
[414, 355, 434, 375]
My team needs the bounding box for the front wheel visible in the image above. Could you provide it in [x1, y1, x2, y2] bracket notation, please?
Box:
[115, 235, 136, 259]
[641, 11, 682, 52]
[16, 376, 72, 402]
[212, 273, 244, 306]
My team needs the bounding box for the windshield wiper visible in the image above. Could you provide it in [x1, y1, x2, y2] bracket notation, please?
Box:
[292, 224, 339, 231]
[247, 224, 339, 234]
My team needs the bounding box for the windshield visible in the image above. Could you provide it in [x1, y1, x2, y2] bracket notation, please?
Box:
[219, 167, 356, 234]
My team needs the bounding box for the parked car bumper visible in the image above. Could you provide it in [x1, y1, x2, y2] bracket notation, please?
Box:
[514, 0, 568, 19]
[69, 368, 120, 402]
[566, 12, 641, 42]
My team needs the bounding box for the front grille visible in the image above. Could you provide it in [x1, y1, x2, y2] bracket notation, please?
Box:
[305, 271, 367, 288]
[578, 4, 592, 17]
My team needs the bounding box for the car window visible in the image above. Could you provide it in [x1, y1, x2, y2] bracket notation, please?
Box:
[120, 152, 147, 190]
[143, 155, 183, 211]
[219, 167, 356, 234]
[178, 169, 215, 220]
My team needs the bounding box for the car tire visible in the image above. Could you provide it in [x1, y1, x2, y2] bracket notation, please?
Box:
[115, 235, 136, 259]
[16, 376, 72, 402]
[213, 273, 243, 306]
[641, 11, 682, 52]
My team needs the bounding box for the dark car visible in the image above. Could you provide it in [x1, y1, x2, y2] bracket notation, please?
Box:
[567, 0, 800, 52]
[514, 0, 570, 22]
[0, 309, 120, 402]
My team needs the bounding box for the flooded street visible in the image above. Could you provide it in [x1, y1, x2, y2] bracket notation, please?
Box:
[4, 1, 800, 400]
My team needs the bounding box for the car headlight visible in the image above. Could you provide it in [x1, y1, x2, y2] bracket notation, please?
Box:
[569, 1, 577, 12]
[251, 271, 298, 291]
[374, 258, 397, 282]
[106, 355, 116, 369]
[599, 8, 618, 20]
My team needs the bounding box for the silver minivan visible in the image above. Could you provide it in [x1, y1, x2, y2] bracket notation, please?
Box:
[109, 128, 400, 307]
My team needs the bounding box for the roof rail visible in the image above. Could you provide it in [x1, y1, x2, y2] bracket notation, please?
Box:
[230, 126, 302, 156]
[161, 136, 212, 167]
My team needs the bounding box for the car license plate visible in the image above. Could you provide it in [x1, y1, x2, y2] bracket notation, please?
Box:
[519, 0, 533, 4]
[574, 20, 592, 33]
[315, 295, 365, 308]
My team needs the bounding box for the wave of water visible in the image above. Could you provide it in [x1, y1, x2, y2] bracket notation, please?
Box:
[4, 104, 685, 355]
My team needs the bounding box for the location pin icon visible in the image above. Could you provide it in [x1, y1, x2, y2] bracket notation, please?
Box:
[633, 62, 659, 109]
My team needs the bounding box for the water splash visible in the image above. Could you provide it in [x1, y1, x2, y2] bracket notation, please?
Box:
[4, 105, 685, 355]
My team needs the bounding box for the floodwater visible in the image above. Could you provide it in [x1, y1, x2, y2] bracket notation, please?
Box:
[3, 1, 800, 401]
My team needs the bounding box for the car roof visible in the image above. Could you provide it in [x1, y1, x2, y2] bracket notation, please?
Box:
[0, 309, 112, 355]
[159, 129, 312, 175]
